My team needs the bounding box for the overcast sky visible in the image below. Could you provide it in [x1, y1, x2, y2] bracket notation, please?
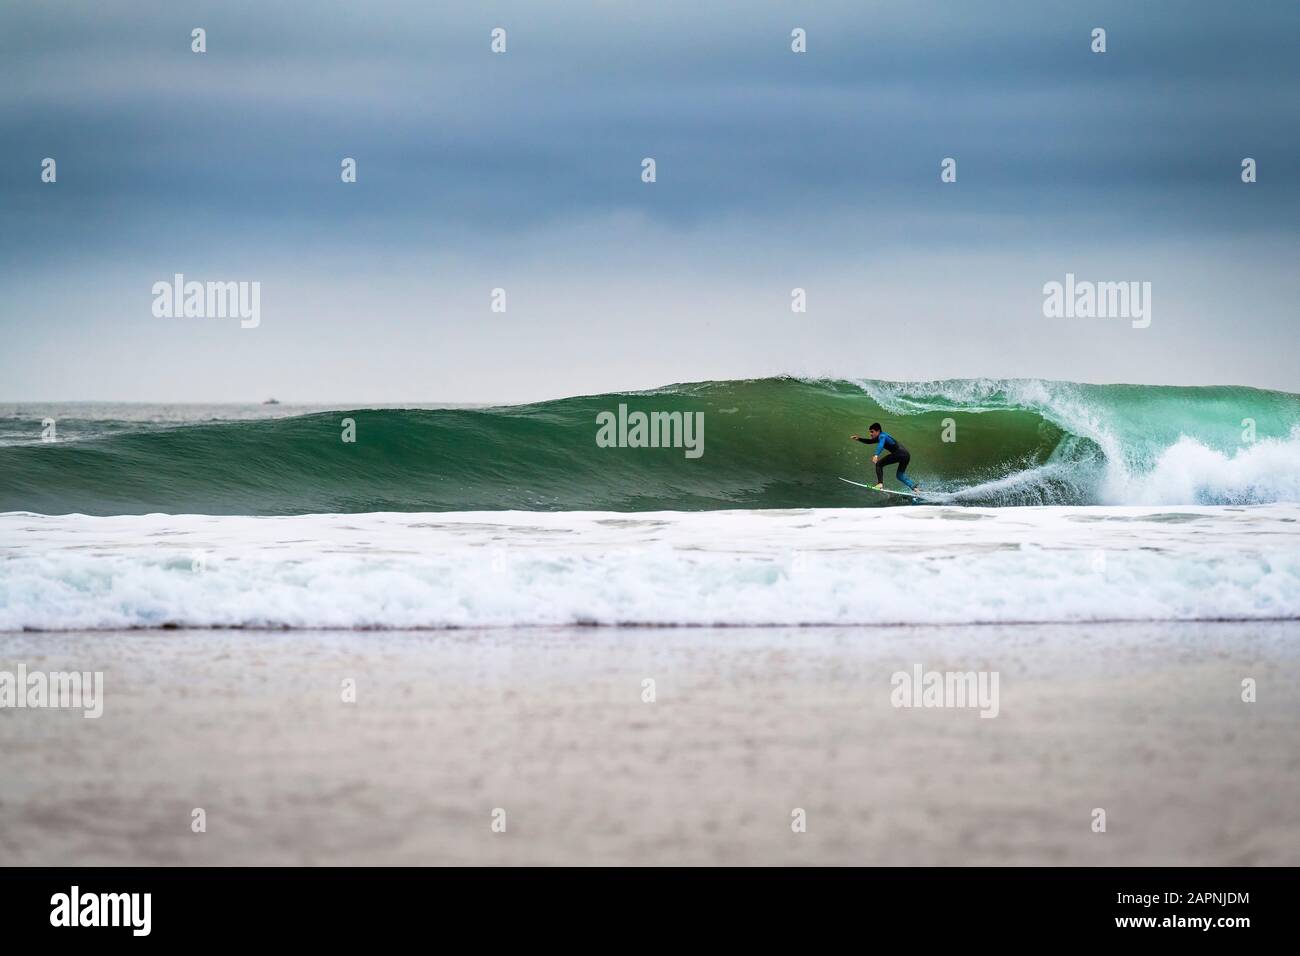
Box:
[2, 0, 1297, 402]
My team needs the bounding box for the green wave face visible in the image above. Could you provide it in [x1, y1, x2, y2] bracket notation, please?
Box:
[2, 378, 1298, 515]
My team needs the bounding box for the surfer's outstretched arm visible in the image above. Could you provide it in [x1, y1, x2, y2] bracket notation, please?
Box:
[851, 435, 885, 453]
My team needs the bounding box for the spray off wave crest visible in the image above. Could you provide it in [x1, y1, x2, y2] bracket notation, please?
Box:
[1, 378, 1298, 514]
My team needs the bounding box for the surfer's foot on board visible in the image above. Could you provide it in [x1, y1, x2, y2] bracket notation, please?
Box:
[872, 483, 884, 490]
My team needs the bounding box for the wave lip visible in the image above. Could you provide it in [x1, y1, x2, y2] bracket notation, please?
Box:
[3, 506, 1298, 631]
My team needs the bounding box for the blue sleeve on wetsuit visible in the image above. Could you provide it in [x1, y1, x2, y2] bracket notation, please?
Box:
[876, 432, 890, 455]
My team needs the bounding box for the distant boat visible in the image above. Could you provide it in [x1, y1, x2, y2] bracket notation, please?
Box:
[261, 398, 281, 405]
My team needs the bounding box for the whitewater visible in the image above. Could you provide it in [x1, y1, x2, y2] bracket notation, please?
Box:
[2, 505, 1297, 631]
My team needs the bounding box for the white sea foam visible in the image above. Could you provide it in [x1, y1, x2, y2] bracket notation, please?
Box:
[2, 506, 1297, 631]
[1107, 431, 1300, 505]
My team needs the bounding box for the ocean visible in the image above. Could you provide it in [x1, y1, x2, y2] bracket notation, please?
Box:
[3, 377, 1298, 514]
[1, 376, 1298, 631]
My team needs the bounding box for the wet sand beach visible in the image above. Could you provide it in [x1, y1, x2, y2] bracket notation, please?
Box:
[2, 621, 1296, 866]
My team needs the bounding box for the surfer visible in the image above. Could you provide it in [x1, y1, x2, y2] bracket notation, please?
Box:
[851, 423, 920, 493]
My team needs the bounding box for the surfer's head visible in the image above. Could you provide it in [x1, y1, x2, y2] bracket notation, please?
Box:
[868, 423, 881, 437]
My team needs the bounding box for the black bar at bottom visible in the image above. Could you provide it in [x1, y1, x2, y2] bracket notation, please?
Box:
[0, 867, 1281, 942]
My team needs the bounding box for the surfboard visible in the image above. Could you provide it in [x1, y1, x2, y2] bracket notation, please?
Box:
[838, 476, 927, 499]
